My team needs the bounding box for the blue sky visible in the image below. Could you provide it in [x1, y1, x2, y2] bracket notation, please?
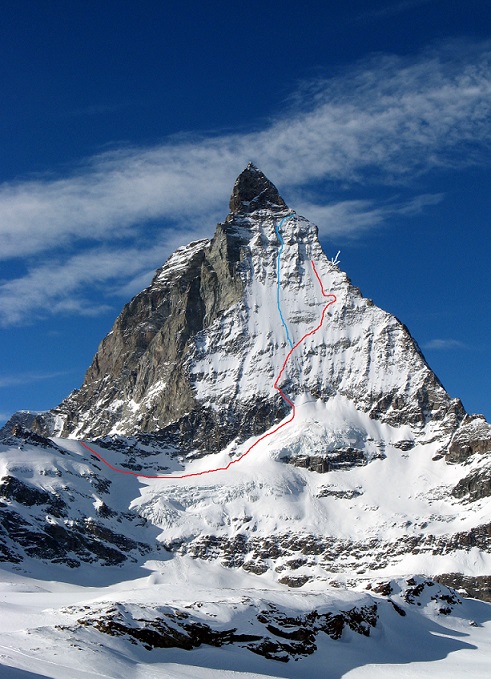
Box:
[1, 0, 490, 424]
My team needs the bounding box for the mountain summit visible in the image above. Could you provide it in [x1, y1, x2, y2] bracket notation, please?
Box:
[228, 162, 287, 213]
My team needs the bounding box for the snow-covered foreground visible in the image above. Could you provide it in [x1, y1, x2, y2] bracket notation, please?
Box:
[0, 556, 490, 679]
[1, 409, 491, 677]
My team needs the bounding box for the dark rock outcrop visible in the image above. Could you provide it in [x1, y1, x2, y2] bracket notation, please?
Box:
[447, 415, 491, 463]
[452, 463, 491, 502]
[50, 231, 247, 438]
[164, 526, 491, 600]
[228, 162, 287, 214]
[63, 597, 378, 661]
[435, 573, 491, 602]
[281, 448, 385, 473]
[2, 165, 491, 600]
[4, 165, 485, 476]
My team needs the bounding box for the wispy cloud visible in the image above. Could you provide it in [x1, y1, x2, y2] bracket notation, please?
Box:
[0, 40, 490, 325]
[0, 371, 72, 388]
[422, 339, 468, 350]
[356, 0, 434, 22]
[0, 227, 209, 326]
[296, 193, 444, 239]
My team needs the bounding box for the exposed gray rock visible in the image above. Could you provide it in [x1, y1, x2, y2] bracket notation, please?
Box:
[0, 414, 55, 442]
[0, 502, 150, 568]
[281, 448, 385, 473]
[0, 436, 153, 568]
[452, 462, 491, 502]
[164, 525, 491, 600]
[0, 475, 66, 515]
[3, 165, 484, 480]
[316, 486, 364, 499]
[61, 596, 378, 661]
[392, 440, 415, 451]
[48, 231, 247, 439]
[447, 415, 491, 463]
[228, 162, 287, 214]
[2, 165, 491, 603]
[36, 168, 293, 443]
[435, 573, 491, 602]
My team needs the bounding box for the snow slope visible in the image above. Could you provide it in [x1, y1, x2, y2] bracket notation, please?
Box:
[1, 423, 491, 590]
[0, 563, 491, 679]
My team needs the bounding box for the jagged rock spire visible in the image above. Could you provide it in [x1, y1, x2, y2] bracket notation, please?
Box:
[229, 163, 287, 213]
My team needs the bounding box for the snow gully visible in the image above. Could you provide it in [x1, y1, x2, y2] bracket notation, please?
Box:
[275, 213, 295, 348]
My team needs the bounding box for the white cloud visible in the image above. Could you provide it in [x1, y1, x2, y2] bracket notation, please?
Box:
[0, 227, 210, 326]
[422, 339, 468, 350]
[295, 193, 444, 238]
[356, 0, 434, 21]
[0, 371, 71, 388]
[0, 191, 444, 326]
[1, 42, 490, 261]
[0, 40, 490, 325]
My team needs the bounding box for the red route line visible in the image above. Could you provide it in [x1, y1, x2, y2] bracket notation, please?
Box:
[79, 260, 336, 480]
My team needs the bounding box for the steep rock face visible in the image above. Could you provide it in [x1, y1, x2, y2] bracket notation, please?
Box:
[1, 166, 491, 600]
[45, 165, 298, 441]
[228, 161, 287, 213]
[2, 160, 491, 679]
[52, 231, 247, 438]
[2, 418, 491, 598]
[447, 415, 491, 463]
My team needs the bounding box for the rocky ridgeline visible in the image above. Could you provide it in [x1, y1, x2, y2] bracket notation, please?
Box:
[0, 432, 154, 567]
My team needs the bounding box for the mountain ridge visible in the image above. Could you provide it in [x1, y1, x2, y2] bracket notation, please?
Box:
[11, 165, 470, 455]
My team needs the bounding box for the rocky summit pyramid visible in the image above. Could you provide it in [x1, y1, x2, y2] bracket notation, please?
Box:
[21, 164, 481, 452]
[1, 166, 491, 673]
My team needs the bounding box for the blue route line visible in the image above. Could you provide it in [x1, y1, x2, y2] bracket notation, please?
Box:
[275, 214, 295, 348]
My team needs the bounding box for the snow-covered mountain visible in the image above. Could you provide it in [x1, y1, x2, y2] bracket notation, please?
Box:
[29, 164, 468, 448]
[1, 164, 491, 677]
